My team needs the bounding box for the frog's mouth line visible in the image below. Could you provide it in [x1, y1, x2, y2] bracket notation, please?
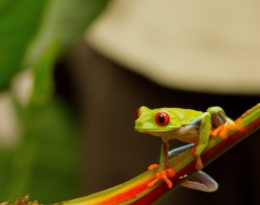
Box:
[134, 129, 170, 137]
[135, 125, 198, 136]
[135, 129, 168, 133]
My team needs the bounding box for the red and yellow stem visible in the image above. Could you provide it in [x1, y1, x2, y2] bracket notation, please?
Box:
[3, 104, 260, 205]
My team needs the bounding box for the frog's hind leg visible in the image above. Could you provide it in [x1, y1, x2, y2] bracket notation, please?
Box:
[207, 106, 231, 128]
[181, 171, 218, 192]
[207, 106, 235, 138]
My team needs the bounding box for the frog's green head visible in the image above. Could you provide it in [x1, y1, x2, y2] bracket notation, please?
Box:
[134, 106, 182, 136]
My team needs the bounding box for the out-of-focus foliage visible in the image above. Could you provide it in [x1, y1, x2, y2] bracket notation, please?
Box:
[24, 0, 109, 69]
[0, 0, 108, 203]
[0, 0, 46, 90]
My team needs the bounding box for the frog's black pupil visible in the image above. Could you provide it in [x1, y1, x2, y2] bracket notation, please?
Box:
[158, 115, 165, 123]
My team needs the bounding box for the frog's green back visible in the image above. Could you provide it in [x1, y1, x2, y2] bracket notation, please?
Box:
[165, 108, 203, 125]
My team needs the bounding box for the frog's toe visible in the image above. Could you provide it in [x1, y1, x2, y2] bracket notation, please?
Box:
[147, 177, 159, 187]
[147, 168, 175, 188]
[195, 161, 203, 170]
[148, 164, 159, 170]
[219, 123, 235, 138]
[190, 147, 204, 170]
[160, 170, 173, 188]
[165, 168, 175, 177]
[195, 156, 203, 170]
[210, 125, 223, 137]
[211, 122, 236, 138]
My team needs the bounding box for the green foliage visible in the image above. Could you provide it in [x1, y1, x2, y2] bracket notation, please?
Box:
[0, 0, 46, 89]
[25, 0, 109, 68]
[0, 0, 109, 203]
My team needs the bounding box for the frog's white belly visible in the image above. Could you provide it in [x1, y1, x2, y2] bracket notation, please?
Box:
[150, 124, 202, 143]
[169, 128, 199, 143]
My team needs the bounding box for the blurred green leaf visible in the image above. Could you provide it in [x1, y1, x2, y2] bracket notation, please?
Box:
[3, 98, 80, 203]
[0, 0, 109, 90]
[0, 0, 46, 90]
[24, 0, 109, 68]
[2, 35, 79, 202]
[29, 36, 60, 108]
[0, 0, 109, 202]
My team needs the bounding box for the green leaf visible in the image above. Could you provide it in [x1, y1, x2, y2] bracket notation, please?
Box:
[3, 35, 80, 202]
[3, 99, 80, 203]
[24, 0, 109, 68]
[0, 0, 109, 202]
[0, 0, 108, 90]
[0, 0, 46, 89]
[29, 36, 60, 107]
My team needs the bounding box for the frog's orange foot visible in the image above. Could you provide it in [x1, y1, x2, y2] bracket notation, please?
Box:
[147, 165, 175, 188]
[211, 122, 236, 138]
[191, 147, 203, 170]
[195, 159, 203, 170]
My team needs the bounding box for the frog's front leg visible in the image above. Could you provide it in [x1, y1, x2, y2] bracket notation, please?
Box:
[191, 107, 234, 169]
[147, 138, 175, 188]
[190, 112, 211, 170]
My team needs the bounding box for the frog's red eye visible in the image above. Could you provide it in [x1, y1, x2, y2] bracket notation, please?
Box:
[135, 108, 140, 119]
[155, 111, 169, 126]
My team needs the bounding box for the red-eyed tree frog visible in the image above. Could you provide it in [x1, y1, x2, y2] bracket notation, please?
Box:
[134, 106, 234, 190]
